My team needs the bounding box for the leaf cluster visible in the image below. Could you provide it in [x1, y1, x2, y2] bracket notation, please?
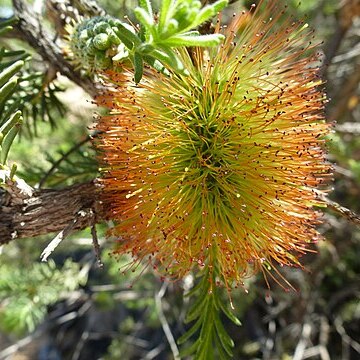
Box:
[179, 268, 240, 360]
[17, 70, 66, 136]
[0, 19, 66, 141]
[0, 259, 87, 334]
[0, 18, 25, 168]
[20, 141, 98, 187]
[70, 0, 228, 82]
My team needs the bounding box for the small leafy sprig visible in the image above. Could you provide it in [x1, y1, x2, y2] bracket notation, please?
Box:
[1, 17, 66, 143]
[0, 259, 87, 334]
[0, 18, 25, 170]
[178, 267, 241, 360]
[69, 0, 228, 82]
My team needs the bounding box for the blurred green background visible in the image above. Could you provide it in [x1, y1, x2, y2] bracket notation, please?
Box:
[0, 0, 359, 359]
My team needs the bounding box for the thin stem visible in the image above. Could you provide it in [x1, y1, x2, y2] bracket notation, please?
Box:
[90, 208, 103, 268]
[155, 281, 181, 360]
[317, 191, 360, 226]
[38, 131, 101, 188]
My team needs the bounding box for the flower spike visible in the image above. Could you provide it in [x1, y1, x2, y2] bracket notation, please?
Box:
[95, 1, 331, 288]
[95, 1, 332, 357]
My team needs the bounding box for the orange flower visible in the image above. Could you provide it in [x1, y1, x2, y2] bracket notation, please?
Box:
[95, 2, 331, 288]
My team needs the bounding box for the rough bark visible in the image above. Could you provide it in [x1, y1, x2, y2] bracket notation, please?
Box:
[0, 1, 109, 244]
[0, 180, 105, 245]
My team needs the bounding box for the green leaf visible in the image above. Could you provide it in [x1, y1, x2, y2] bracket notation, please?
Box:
[113, 23, 141, 49]
[0, 60, 23, 88]
[184, 271, 210, 298]
[0, 17, 18, 29]
[153, 47, 187, 74]
[214, 335, 232, 360]
[185, 291, 209, 322]
[1, 101, 20, 128]
[0, 110, 22, 137]
[211, 0, 229, 13]
[191, 0, 228, 29]
[179, 337, 201, 358]
[158, 0, 173, 31]
[214, 315, 234, 356]
[142, 55, 169, 75]
[215, 295, 241, 326]
[134, 7, 155, 32]
[161, 19, 179, 39]
[0, 76, 18, 110]
[139, 0, 153, 18]
[1, 118, 22, 164]
[1, 50, 28, 59]
[185, 278, 212, 322]
[133, 53, 144, 83]
[137, 43, 155, 55]
[0, 26, 13, 37]
[198, 297, 213, 340]
[197, 321, 215, 359]
[163, 34, 225, 47]
[177, 317, 203, 345]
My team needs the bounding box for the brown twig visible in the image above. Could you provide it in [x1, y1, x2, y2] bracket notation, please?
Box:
[12, 0, 97, 97]
[0, 180, 106, 244]
[336, 122, 360, 134]
[90, 208, 104, 268]
[316, 191, 360, 226]
[40, 209, 86, 261]
[326, 199, 360, 226]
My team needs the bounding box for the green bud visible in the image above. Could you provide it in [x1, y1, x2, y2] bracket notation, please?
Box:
[69, 15, 133, 72]
[93, 33, 111, 50]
